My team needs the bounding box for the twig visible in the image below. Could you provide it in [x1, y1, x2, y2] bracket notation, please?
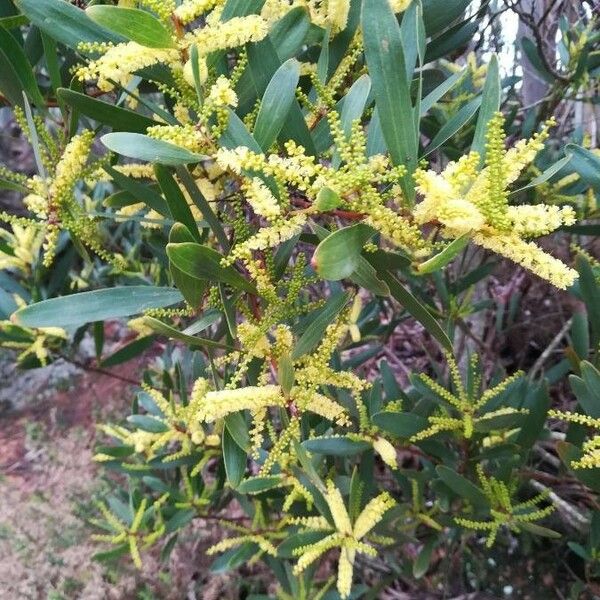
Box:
[529, 479, 589, 532]
[528, 316, 573, 381]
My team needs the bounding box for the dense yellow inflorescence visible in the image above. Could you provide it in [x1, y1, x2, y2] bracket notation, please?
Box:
[292, 480, 395, 598]
[414, 113, 577, 289]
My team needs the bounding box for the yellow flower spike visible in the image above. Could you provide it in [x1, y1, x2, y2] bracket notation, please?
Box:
[414, 113, 578, 289]
[183, 15, 269, 54]
[293, 482, 395, 599]
[372, 436, 397, 469]
[410, 354, 528, 442]
[243, 177, 282, 220]
[337, 547, 356, 599]
[456, 467, 555, 546]
[174, 0, 222, 24]
[198, 385, 286, 422]
[77, 43, 180, 92]
[325, 480, 353, 535]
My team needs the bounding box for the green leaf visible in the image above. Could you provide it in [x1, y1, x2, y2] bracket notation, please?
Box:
[470, 54, 500, 163]
[312, 224, 375, 280]
[425, 19, 478, 63]
[0, 25, 44, 107]
[222, 426, 246, 488]
[515, 384, 550, 449]
[371, 411, 428, 438]
[566, 143, 600, 191]
[576, 255, 600, 348]
[237, 475, 283, 494]
[269, 6, 311, 62]
[518, 522, 561, 539]
[420, 69, 466, 115]
[224, 412, 250, 452]
[86, 6, 175, 49]
[436, 466, 488, 507]
[291, 292, 351, 360]
[166, 242, 257, 294]
[277, 354, 295, 395]
[423, 96, 481, 157]
[127, 414, 169, 433]
[422, 0, 472, 36]
[155, 165, 201, 242]
[302, 436, 371, 456]
[362, 0, 416, 197]
[57, 88, 158, 133]
[416, 234, 470, 274]
[105, 165, 170, 216]
[220, 108, 263, 153]
[168, 224, 205, 307]
[102, 133, 206, 166]
[14, 0, 121, 52]
[511, 155, 572, 195]
[13, 286, 183, 328]
[413, 538, 436, 579]
[474, 411, 527, 432]
[165, 509, 196, 533]
[380, 272, 453, 352]
[247, 36, 316, 155]
[175, 166, 230, 253]
[141, 316, 231, 351]
[315, 187, 342, 211]
[350, 257, 390, 297]
[253, 58, 300, 152]
[520, 38, 554, 83]
[100, 335, 154, 368]
[569, 362, 600, 419]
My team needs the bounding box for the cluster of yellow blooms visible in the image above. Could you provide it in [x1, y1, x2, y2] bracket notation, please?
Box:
[455, 465, 554, 547]
[549, 410, 600, 469]
[7, 0, 587, 593]
[292, 481, 395, 597]
[0, 117, 123, 268]
[414, 113, 578, 289]
[410, 353, 527, 442]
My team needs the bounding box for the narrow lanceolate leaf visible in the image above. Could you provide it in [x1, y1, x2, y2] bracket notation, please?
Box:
[12, 286, 183, 328]
[166, 242, 257, 294]
[223, 427, 246, 488]
[14, 0, 122, 52]
[380, 272, 453, 352]
[420, 69, 466, 115]
[154, 165, 201, 243]
[576, 255, 600, 348]
[371, 411, 428, 438]
[220, 108, 263, 153]
[511, 155, 572, 195]
[362, 0, 416, 197]
[102, 133, 206, 166]
[312, 224, 375, 280]
[253, 58, 300, 152]
[86, 6, 175, 49]
[566, 143, 600, 191]
[422, 0, 472, 36]
[0, 25, 45, 107]
[423, 96, 481, 157]
[436, 466, 488, 507]
[416, 233, 471, 274]
[302, 437, 371, 456]
[57, 88, 159, 133]
[141, 316, 231, 350]
[291, 292, 351, 360]
[471, 54, 500, 163]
